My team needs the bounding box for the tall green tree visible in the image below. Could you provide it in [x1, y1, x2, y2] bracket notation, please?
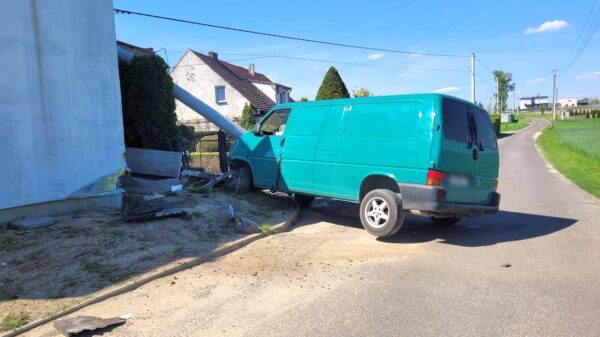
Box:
[492, 70, 515, 113]
[239, 103, 255, 130]
[119, 55, 179, 150]
[299, 97, 309, 102]
[315, 67, 350, 100]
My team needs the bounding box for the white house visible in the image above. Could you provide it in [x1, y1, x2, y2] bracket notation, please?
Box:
[519, 96, 550, 111]
[0, 0, 126, 222]
[557, 97, 578, 108]
[170, 50, 293, 130]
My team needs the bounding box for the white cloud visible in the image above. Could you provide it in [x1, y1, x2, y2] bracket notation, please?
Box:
[367, 53, 384, 60]
[433, 86, 461, 94]
[526, 77, 547, 85]
[576, 71, 600, 80]
[525, 20, 568, 34]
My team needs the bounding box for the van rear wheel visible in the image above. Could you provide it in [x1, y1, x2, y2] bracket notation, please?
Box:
[359, 189, 404, 238]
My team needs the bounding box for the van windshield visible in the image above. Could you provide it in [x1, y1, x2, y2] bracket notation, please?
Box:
[442, 99, 470, 143]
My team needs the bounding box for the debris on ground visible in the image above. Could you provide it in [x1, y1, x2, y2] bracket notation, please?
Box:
[227, 204, 260, 234]
[120, 194, 188, 222]
[8, 216, 58, 230]
[54, 314, 131, 336]
[501, 263, 512, 268]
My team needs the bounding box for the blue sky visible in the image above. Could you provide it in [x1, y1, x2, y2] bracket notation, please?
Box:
[113, 0, 599, 106]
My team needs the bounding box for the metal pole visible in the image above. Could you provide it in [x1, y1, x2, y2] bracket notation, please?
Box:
[496, 76, 499, 114]
[552, 69, 557, 127]
[471, 53, 476, 104]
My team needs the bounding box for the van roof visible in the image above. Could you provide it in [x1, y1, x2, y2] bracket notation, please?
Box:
[273, 93, 478, 110]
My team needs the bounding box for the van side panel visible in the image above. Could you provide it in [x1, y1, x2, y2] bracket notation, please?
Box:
[313, 99, 435, 201]
[280, 104, 330, 194]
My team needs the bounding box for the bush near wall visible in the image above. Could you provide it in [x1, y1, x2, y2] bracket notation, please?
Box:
[119, 55, 179, 151]
[490, 114, 501, 135]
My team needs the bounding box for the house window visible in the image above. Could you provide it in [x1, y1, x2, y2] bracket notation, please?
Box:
[215, 86, 226, 103]
[278, 91, 287, 103]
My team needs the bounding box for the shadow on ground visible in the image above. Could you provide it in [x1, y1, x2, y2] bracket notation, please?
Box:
[300, 199, 577, 247]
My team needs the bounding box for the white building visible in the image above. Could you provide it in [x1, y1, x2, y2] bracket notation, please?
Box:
[0, 0, 126, 222]
[519, 96, 550, 111]
[171, 50, 293, 130]
[557, 97, 578, 108]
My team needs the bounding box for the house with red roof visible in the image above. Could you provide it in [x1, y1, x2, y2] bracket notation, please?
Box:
[170, 49, 293, 130]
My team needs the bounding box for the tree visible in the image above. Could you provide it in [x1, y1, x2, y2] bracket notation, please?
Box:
[239, 103, 255, 130]
[315, 67, 350, 100]
[539, 105, 546, 115]
[352, 87, 373, 97]
[299, 97, 309, 102]
[492, 70, 515, 113]
[177, 124, 195, 138]
[119, 55, 179, 150]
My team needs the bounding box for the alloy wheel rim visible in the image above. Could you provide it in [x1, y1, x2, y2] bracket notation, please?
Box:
[365, 197, 390, 228]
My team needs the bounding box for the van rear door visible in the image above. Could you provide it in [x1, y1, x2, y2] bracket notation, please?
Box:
[438, 99, 478, 204]
[470, 107, 499, 205]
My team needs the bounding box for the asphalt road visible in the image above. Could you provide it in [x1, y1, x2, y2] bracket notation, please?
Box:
[24, 119, 600, 337]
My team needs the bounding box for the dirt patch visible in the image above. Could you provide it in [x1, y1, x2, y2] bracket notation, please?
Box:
[0, 189, 295, 330]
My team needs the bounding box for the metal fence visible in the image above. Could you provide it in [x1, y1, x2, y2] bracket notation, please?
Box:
[168, 130, 236, 173]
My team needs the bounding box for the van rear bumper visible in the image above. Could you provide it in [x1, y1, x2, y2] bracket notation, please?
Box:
[397, 183, 500, 216]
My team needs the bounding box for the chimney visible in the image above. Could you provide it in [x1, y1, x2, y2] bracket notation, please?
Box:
[248, 63, 255, 76]
[208, 51, 218, 60]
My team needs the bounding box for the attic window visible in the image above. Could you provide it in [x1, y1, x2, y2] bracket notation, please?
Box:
[215, 86, 226, 103]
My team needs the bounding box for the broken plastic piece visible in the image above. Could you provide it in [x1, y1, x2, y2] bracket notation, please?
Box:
[54, 314, 131, 336]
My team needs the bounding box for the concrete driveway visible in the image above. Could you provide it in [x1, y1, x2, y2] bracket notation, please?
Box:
[24, 119, 600, 337]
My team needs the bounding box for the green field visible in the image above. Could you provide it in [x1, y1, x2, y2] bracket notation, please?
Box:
[537, 118, 600, 197]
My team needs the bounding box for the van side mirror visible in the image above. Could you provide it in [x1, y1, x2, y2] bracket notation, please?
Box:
[252, 123, 261, 136]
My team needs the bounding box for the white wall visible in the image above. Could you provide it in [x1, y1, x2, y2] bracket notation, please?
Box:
[0, 0, 125, 210]
[171, 51, 249, 130]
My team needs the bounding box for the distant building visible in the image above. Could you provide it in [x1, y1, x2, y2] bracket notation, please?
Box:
[519, 96, 550, 111]
[171, 50, 293, 130]
[557, 97, 578, 108]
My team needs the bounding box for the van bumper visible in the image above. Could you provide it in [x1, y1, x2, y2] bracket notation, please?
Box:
[397, 183, 500, 216]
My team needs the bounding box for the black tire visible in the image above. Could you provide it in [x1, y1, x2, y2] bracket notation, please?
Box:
[359, 189, 404, 238]
[430, 216, 461, 226]
[234, 165, 252, 194]
[294, 194, 315, 209]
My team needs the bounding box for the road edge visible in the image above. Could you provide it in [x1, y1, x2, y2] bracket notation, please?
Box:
[2, 207, 300, 337]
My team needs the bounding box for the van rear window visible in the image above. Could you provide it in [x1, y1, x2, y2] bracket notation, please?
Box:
[473, 109, 498, 150]
[442, 99, 470, 143]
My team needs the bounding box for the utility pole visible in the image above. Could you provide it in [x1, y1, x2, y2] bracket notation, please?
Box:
[496, 76, 499, 114]
[513, 88, 516, 114]
[471, 53, 476, 104]
[552, 69, 557, 127]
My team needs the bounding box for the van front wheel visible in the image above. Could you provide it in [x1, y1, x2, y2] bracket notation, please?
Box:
[359, 189, 404, 238]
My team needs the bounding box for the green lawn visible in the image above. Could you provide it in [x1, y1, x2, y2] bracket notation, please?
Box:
[537, 118, 600, 198]
[501, 113, 554, 133]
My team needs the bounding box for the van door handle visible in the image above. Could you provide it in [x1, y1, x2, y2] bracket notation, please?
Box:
[279, 138, 285, 147]
[472, 148, 479, 161]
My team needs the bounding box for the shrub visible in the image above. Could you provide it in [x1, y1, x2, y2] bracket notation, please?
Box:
[239, 103, 255, 130]
[119, 55, 179, 150]
[195, 134, 219, 153]
[177, 124, 195, 138]
[490, 114, 501, 135]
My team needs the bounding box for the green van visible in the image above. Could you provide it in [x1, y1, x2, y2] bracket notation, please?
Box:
[228, 94, 500, 237]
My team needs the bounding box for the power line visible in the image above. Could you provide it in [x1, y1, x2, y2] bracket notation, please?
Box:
[560, 0, 600, 74]
[114, 8, 468, 58]
[475, 56, 494, 75]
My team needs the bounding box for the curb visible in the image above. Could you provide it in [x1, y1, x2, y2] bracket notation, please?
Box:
[2, 207, 299, 337]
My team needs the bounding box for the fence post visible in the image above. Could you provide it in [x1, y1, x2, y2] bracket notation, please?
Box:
[217, 129, 228, 173]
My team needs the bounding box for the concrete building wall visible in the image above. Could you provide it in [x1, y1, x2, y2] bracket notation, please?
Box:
[171, 51, 249, 130]
[0, 0, 125, 214]
[253, 82, 276, 103]
[558, 98, 578, 107]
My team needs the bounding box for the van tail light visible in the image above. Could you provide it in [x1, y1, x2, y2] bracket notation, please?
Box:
[426, 170, 445, 186]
